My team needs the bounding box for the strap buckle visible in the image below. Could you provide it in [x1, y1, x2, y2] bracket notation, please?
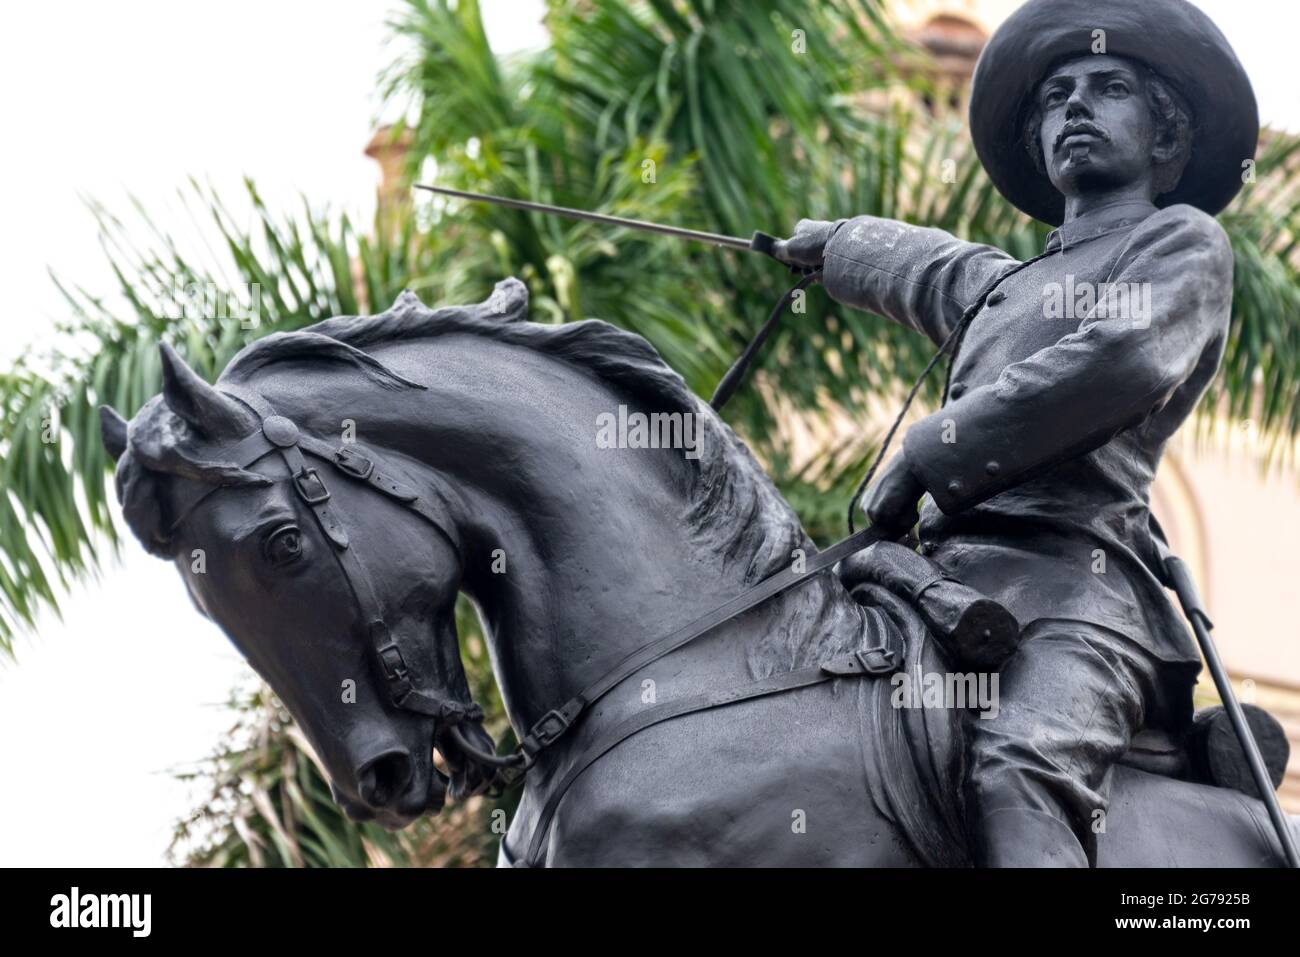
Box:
[293, 467, 331, 504]
[856, 646, 898, 675]
[334, 446, 375, 480]
[821, 645, 899, 677]
[376, 642, 410, 682]
[522, 703, 580, 758]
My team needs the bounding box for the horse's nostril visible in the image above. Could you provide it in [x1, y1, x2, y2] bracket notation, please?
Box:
[357, 749, 414, 808]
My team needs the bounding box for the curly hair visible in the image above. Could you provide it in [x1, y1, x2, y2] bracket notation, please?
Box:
[1023, 62, 1194, 197]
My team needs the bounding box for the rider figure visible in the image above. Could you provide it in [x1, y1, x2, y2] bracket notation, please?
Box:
[775, 0, 1257, 866]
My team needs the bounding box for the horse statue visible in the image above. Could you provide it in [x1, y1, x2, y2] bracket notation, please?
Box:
[99, 278, 1295, 866]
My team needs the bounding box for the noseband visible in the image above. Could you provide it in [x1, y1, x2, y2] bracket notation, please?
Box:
[168, 384, 480, 728]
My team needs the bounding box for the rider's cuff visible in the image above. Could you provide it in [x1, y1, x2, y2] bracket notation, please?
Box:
[902, 412, 991, 514]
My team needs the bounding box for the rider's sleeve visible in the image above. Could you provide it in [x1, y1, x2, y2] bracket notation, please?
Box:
[820, 216, 1019, 346]
[902, 205, 1234, 515]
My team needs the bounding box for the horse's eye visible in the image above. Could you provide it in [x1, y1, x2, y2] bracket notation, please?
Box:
[264, 524, 304, 566]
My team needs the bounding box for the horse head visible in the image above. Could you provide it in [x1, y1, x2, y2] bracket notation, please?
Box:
[100, 310, 509, 828]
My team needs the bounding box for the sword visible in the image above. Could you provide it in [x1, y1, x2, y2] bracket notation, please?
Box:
[414, 182, 808, 411]
[413, 183, 785, 261]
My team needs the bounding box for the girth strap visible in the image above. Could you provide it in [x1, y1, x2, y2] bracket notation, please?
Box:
[514, 644, 899, 867]
[516, 522, 894, 760]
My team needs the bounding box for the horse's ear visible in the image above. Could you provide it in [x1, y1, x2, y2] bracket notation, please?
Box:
[481, 277, 529, 322]
[159, 343, 253, 438]
[390, 289, 425, 313]
[99, 405, 128, 462]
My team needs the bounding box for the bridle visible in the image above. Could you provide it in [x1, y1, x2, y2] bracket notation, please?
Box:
[168, 383, 482, 729]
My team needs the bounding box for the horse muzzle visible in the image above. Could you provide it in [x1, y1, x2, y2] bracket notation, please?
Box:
[341, 743, 449, 828]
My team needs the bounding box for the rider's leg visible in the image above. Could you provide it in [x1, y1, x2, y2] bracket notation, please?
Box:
[963, 620, 1173, 867]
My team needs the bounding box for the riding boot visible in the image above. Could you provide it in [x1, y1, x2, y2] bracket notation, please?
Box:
[840, 540, 1020, 670]
[974, 807, 1089, 868]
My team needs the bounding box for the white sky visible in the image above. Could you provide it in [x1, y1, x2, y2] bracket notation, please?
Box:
[0, 0, 1291, 866]
[0, 0, 546, 867]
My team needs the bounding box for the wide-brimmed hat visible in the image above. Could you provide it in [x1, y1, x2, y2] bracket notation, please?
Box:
[969, 0, 1258, 226]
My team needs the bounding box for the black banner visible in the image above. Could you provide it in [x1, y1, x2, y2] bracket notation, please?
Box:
[5, 867, 1292, 942]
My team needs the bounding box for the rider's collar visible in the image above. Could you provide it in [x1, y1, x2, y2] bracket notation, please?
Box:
[1043, 200, 1158, 254]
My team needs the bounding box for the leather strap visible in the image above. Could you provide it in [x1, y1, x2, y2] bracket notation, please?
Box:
[296, 434, 459, 554]
[515, 644, 899, 867]
[517, 523, 893, 759]
[908, 572, 958, 606]
[165, 428, 279, 533]
[214, 384, 467, 719]
[195, 385, 458, 553]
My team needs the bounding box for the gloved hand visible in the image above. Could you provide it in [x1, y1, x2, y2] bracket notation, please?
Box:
[863, 452, 925, 535]
[771, 218, 843, 269]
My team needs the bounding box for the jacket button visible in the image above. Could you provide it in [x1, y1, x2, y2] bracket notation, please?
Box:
[920, 540, 936, 555]
[985, 461, 1000, 476]
[986, 289, 1007, 305]
[949, 382, 966, 399]
[946, 479, 963, 496]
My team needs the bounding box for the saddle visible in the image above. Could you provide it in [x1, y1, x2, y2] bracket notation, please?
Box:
[838, 542, 1290, 797]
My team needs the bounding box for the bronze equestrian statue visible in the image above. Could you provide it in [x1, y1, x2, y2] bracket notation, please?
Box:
[98, 0, 1296, 866]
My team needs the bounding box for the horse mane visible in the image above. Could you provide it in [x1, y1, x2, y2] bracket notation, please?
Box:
[122, 278, 865, 673]
[224, 279, 813, 584]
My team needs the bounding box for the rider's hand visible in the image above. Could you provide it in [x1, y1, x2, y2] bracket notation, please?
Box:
[771, 219, 841, 269]
[863, 453, 925, 535]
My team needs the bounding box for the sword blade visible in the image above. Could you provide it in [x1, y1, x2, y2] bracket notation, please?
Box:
[413, 183, 755, 252]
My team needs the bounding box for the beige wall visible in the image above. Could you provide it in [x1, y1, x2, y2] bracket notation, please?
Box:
[1158, 430, 1300, 687]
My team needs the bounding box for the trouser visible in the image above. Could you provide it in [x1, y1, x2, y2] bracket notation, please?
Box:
[963, 619, 1196, 867]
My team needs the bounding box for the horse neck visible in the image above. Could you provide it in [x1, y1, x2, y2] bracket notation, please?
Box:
[457, 450, 745, 731]
[423, 359, 766, 731]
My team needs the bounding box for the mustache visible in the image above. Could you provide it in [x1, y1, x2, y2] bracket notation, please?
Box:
[1055, 121, 1110, 151]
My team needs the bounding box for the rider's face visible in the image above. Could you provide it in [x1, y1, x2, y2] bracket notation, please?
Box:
[1036, 55, 1157, 201]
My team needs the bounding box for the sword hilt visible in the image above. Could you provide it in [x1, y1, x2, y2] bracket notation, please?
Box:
[750, 230, 818, 276]
[748, 230, 779, 258]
